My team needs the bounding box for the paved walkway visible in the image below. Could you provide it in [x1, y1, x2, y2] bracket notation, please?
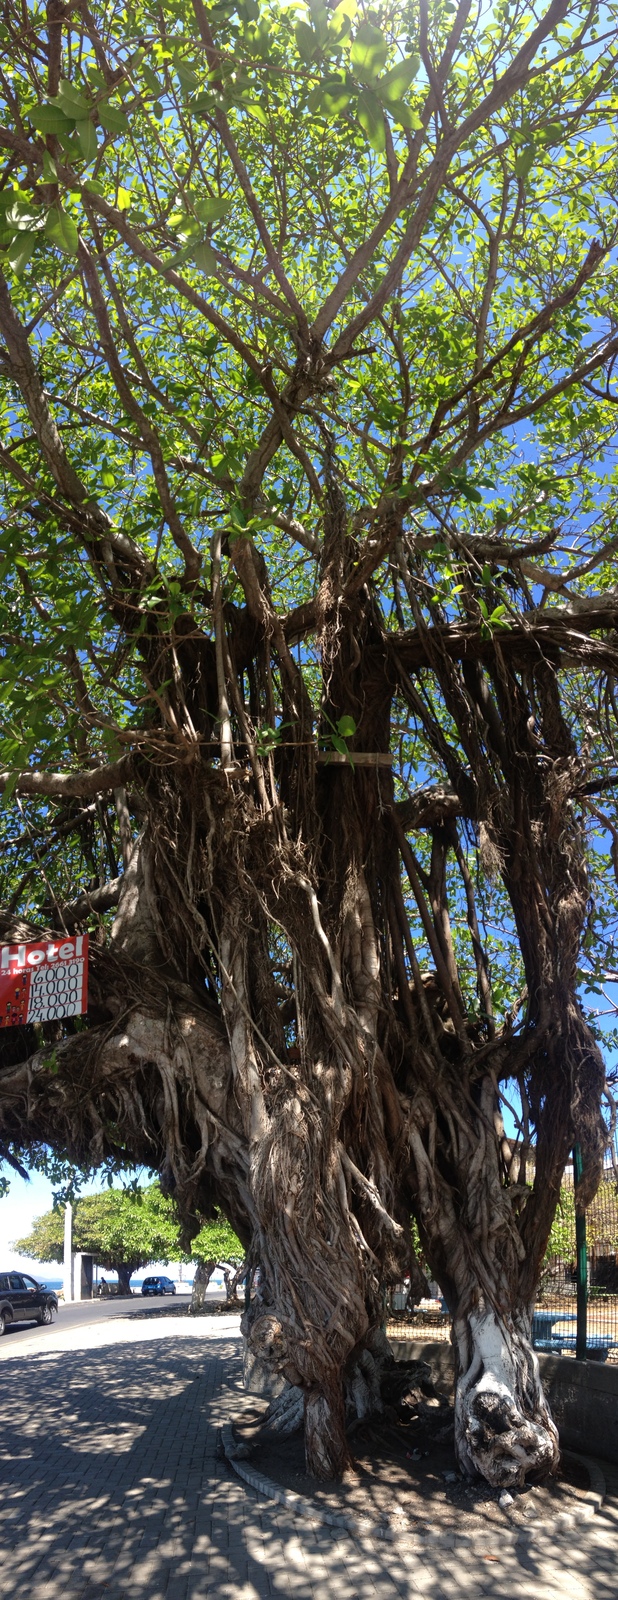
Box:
[0, 1311, 617, 1600]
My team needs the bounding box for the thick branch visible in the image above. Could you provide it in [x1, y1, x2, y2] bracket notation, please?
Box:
[61, 878, 122, 927]
[0, 754, 132, 800]
[396, 786, 465, 829]
[394, 597, 618, 673]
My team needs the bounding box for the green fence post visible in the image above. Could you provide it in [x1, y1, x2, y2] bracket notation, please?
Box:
[573, 1143, 587, 1360]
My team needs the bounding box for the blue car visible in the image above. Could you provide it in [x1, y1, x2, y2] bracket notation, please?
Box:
[141, 1275, 176, 1296]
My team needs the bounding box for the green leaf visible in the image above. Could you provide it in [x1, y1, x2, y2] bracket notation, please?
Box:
[0, 770, 20, 806]
[31, 103, 74, 135]
[387, 101, 422, 130]
[376, 53, 420, 104]
[191, 240, 217, 273]
[142, 63, 163, 96]
[295, 19, 319, 63]
[209, 450, 229, 479]
[337, 715, 356, 738]
[328, 0, 357, 43]
[175, 58, 199, 91]
[193, 195, 233, 223]
[350, 22, 388, 83]
[44, 204, 79, 256]
[514, 145, 535, 177]
[242, 100, 268, 126]
[54, 78, 90, 118]
[7, 230, 37, 275]
[42, 150, 58, 183]
[539, 120, 563, 146]
[165, 244, 191, 270]
[76, 118, 98, 161]
[192, 91, 217, 118]
[98, 101, 129, 134]
[357, 86, 386, 152]
[256, 723, 283, 756]
[58, 131, 82, 160]
[116, 187, 132, 211]
[308, 76, 352, 117]
[5, 198, 46, 232]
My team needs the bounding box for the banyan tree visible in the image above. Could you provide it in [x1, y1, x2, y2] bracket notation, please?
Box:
[1, 0, 618, 1486]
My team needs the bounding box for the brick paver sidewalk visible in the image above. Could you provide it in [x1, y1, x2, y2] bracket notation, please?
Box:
[0, 1312, 616, 1600]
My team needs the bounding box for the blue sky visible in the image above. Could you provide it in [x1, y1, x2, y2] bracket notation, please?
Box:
[0, 1166, 98, 1272]
[0, 1168, 188, 1279]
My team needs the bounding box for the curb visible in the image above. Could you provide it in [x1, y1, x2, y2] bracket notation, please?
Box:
[221, 1422, 606, 1549]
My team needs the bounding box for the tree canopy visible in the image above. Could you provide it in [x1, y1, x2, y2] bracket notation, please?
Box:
[14, 1182, 183, 1284]
[14, 1183, 243, 1280]
[191, 1212, 244, 1262]
[1, 1, 617, 863]
[1, 0, 618, 1487]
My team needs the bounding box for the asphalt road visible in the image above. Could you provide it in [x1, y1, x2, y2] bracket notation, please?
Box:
[0, 1290, 192, 1349]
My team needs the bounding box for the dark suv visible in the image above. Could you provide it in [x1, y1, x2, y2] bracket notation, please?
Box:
[0, 1271, 58, 1334]
[141, 1275, 176, 1296]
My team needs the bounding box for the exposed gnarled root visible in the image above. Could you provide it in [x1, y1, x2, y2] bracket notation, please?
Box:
[454, 1308, 559, 1488]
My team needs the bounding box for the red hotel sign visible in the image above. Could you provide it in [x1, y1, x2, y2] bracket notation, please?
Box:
[0, 935, 89, 1027]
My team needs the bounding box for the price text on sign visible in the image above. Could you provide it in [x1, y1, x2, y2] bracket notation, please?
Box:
[0, 936, 89, 1027]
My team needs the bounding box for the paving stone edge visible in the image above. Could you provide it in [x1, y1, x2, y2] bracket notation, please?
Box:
[220, 1421, 606, 1550]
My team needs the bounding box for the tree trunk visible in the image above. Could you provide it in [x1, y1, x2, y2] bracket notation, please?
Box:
[116, 1265, 132, 1296]
[453, 1305, 558, 1487]
[224, 1262, 246, 1305]
[304, 1380, 353, 1479]
[0, 575, 607, 1490]
[191, 1259, 216, 1313]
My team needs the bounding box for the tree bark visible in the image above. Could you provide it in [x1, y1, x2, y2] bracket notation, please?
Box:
[304, 1380, 353, 1479]
[223, 1262, 246, 1305]
[116, 1265, 133, 1296]
[453, 1305, 558, 1487]
[191, 1259, 216, 1313]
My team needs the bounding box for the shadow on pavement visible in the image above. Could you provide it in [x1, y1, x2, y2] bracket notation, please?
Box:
[0, 1330, 616, 1600]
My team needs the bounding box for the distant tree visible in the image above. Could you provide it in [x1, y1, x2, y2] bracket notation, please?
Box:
[14, 1183, 181, 1294]
[191, 1212, 244, 1263]
[189, 1211, 244, 1312]
[541, 1179, 618, 1279]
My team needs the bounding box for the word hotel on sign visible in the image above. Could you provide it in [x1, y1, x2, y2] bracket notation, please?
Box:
[1, 936, 86, 972]
[0, 935, 88, 1027]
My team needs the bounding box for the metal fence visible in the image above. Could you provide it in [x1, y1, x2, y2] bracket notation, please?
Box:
[385, 1153, 618, 1363]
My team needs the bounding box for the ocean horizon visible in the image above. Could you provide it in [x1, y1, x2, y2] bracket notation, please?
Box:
[12, 1273, 196, 1291]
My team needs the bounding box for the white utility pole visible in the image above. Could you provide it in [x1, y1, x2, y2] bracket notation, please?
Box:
[63, 1202, 73, 1303]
